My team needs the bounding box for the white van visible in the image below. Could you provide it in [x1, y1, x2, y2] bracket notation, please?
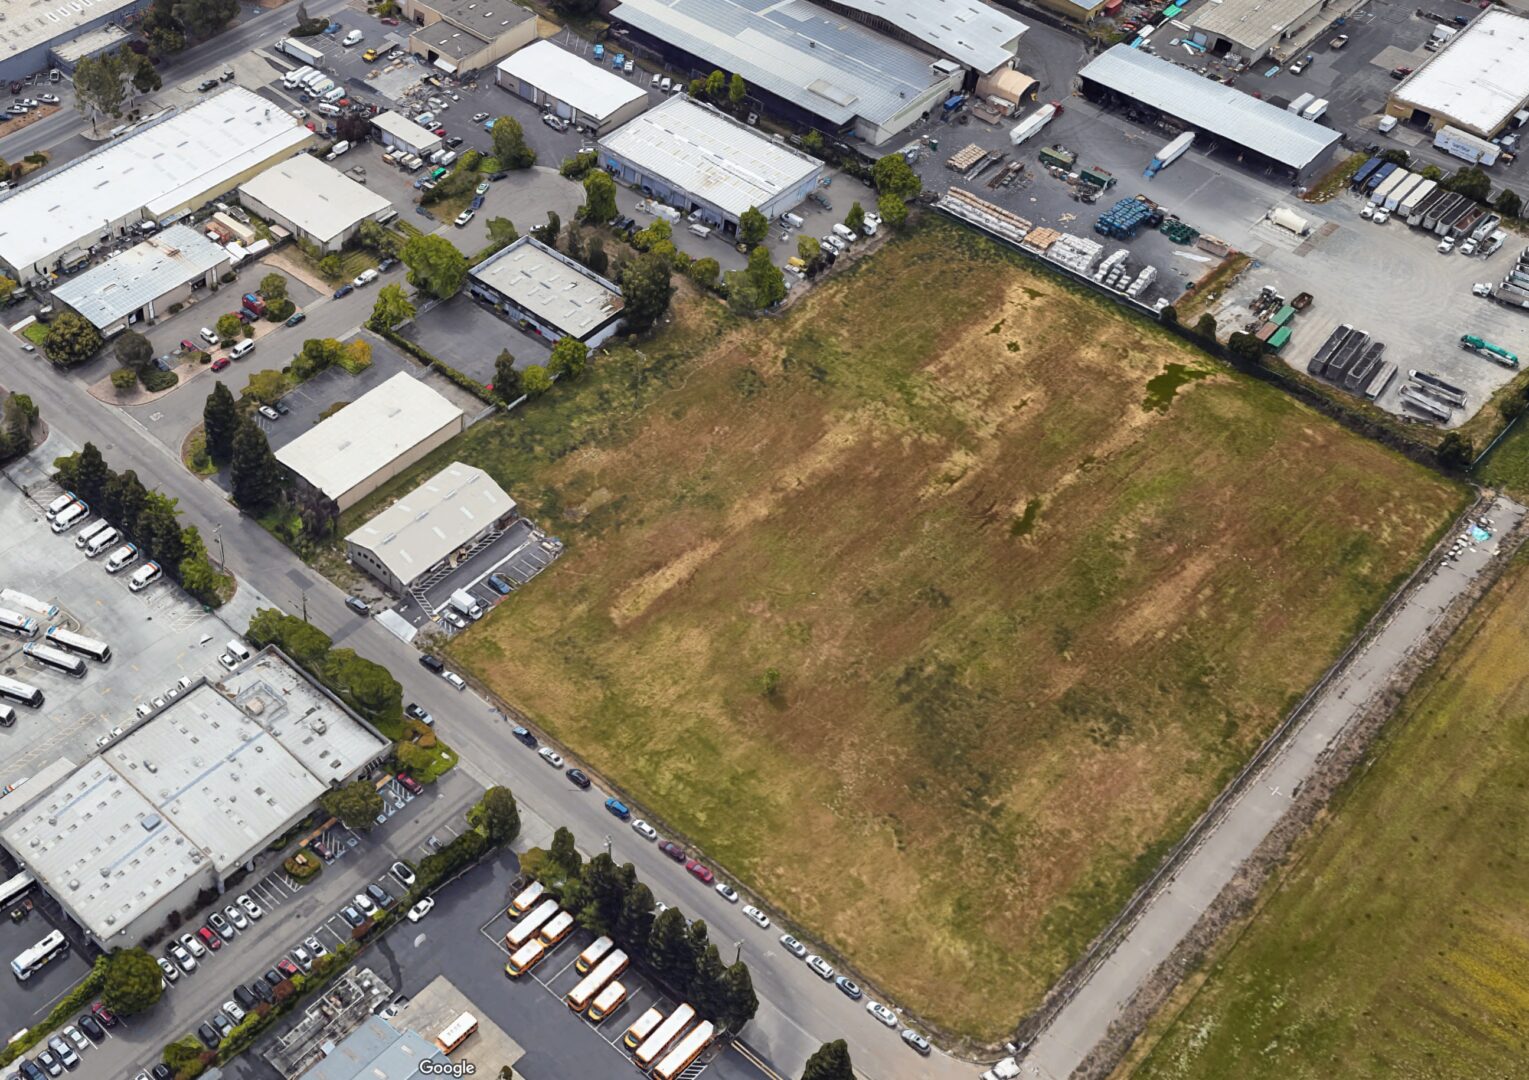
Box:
[128, 561, 161, 592]
[229, 339, 255, 360]
[74, 519, 110, 549]
[832, 223, 856, 242]
[51, 502, 89, 533]
[688, 223, 711, 239]
[308, 77, 335, 96]
[220, 639, 252, 669]
[85, 528, 120, 558]
[780, 212, 804, 229]
[105, 544, 138, 573]
[199, 326, 218, 345]
[284, 66, 315, 89]
[325, 140, 351, 161]
[352, 268, 379, 288]
[300, 71, 327, 91]
[438, 150, 457, 167]
[45, 491, 77, 519]
[322, 86, 345, 104]
[0, 704, 14, 727]
[316, 102, 342, 117]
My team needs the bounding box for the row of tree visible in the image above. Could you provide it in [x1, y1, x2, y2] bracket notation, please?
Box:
[53, 443, 225, 604]
[532, 828, 758, 1033]
[201, 381, 283, 510]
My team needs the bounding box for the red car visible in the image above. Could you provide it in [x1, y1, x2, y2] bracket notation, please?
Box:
[197, 926, 223, 951]
[211, 356, 231, 371]
[380, 15, 399, 24]
[658, 840, 686, 862]
[685, 859, 714, 884]
[398, 774, 423, 795]
[180, 339, 198, 352]
[276, 958, 300, 978]
[90, 1002, 118, 1028]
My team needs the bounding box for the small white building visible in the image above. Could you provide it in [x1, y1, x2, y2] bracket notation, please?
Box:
[468, 236, 625, 348]
[371, 111, 445, 158]
[495, 40, 650, 134]
[51, 225, 230, 333]
[239, 154, 394, 254]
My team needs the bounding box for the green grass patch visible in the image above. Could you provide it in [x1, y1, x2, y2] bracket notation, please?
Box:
[182, 426, 218, 477]
[21, 322, 48, 346]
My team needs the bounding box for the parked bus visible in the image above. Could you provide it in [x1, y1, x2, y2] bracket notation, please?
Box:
[0, 871, 34, 909]
[652, 1021, 714, 1080]
[503, 939, 546, 978]
[504, 899, 559, 950]
[23, 643, 85, 679]
[574, 934, 612, 974]
[507, 880, 544, 916]
[434, 1013, 477, 1053]
[0, 675, 44, 709]
[0, 607, 38, 640]
[564, 949, 627, 1013]
[45, 627, 111, 663]
[538, 910, 574, 946]
[633, 1004, 696, 1069]
[621, 1006, 664, 1050]
[585, 980, 627, 1023]
[11, 930, 67, 981]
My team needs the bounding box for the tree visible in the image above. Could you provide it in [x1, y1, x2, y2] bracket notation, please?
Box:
[468, 786, 520, 845]
[1437, 431, 1474, 470]
[73, 53, 126, 132]
[1159, 303, 1178, 325]
[575, 853, 627, 934]
[718, 960, 759, 1032]
[110, 368, 138, 393]
[690, 942, 728, 1019]
[101, 947, 163, 1014]
[131, 55, 161, 98]
[531, 210, 561, 246]
[548, 337, 589, 380]
[44, 311, 103, 366]
[215, 313, 243, 343]
[797, 235, 821, 267]
[548, 826, 582, 880]
[115, 330, 154, 372]
[619, 251, 675, 333]
[873, 153, 922, 200]
[688, 257, 719, 289]
[259, 272, 289, 303]
[485, 216, 519, 251]
[358, 219, 401, 258]
[876, 192, 909, 229]
[728, 73, 747, 109]
[0, 274, 16, 303]
[554, 0, 598, 14]
[632, 217, 672, 252]
[737, 206, 768, 248]
[844, 201, 865, 234]
[368, 283, 415, 330]
[581, 170, 618, 224]
[1420, 164, 1444, 181]
[560, 150, 598, 179]
[726, 246, 786, 313]
[163, 1035, 206, 1074]
[493, 351, 521, 401]
[1378, 148, 1410, 167]
[491, 116, 536, 169]
[243, 369, 287, 404]
[1443, 165, 1491, 202]
[74, 442, 111, 507]
[247, 608, 333, 669]
[800, 1040, 854, 1080]
[320, 780, 383, 831]
[585, 237, 608, 277]
[179, 551, 221, 603]
[318, 253, 343, 280]
[1496, 188, 1523, 219]
[172, 0, 239, 38]
[705, 69, 726, 100]
[1195, 313, 1218, 340]
[322, 649, 403, 726]
[647, 906, 694, 988]
[230, 419, 281, 509]
[521, 364, 553, 396]
[614, 881, 655, 953]
[136, 492, 185, 568]
[400, 234, 468, 300]
[1226, 331, 1265, 363]
[102, 469, 147, 535]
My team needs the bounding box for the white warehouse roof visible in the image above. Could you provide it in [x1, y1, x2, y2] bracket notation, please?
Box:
[1392, 9, 1529, 135]
[52, 225, 228, 330]
[0, 88, 311, 275]
[347, 462, 516, 587]
[275, 373, 465, 502]
[600, 96, 824, 218]
[1080, 46, 1340, 169]
[824, 0, 1026, 73]
[497, 41, 649, 120]
[470, 235, 624, 339]
[1, 0, 144, 64]
[239, 154, 392, 246]
[372, 111, 444, 152]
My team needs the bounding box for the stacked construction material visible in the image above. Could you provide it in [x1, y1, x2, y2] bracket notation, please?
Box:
[1095, 196, 1156, 239]
[938, 188, 1032, 245]
[1022, 227, 1062, 252]
[1048, 233, 1104, 274]
[947, 143, 987, 171]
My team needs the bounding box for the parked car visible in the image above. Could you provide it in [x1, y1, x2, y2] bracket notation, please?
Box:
[157, 956, 179, 983]
[454, 209, 475, 228]
[715, 882, 738, 902]
[168, 942, 196, 972]
[487, 573, 513, 594]
[419, 653, 445, 673]
[538, 747, 565, 768]
[47, 1038, 77, 1070]
[18, 1060, 44, 1080]
[180, 933, 206, 958]
[631, 818, 658, 840]
[367, 883, 396, 909]
[285, 311, 306, 327]
[209, 1014, 233, 1040]
[223, 1001, 246, 1024]
[354, 892, 377, 916]
[742, 904, 770, 929]
[685, 859, 714, 884]
[806, 954, 834, 980]
[211, 356, 231, 372]
[407, 897, 435, 922]
[276, 958, 300, 979]
[345, 595, 369, 616]
[779, 934, 807, 959]
[512, 725, 537, 747]
[62, 1028, 87, 1054]
[835, 975, 861, 999]
[333, 284, 354, 298]
[223, 904, 248, 930]
[237, 893, 264, 920]
[566, 767, 592, 789]
[75, 1016, 103, 1042]
[405, 702, 433, 725]
[901, 1029, 931, 1054]
[208, 911, 233, 939]
[196, 926, 222, 951]
[258, 404, 279, 421]
[659, 840, 686, 862]
[391, 861, 416, 887]
[867, 1001, 897, 1027]
[443, 670, 467, 690]
[340, 904, 364, 927]
[398, 773, 424, 795]
[196, 1025, 220, 1050]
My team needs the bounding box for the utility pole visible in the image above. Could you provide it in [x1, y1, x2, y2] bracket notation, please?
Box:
[604, 834, 612, 859]
[733, 940, 742, 965]
[301, 590, 308, 623]
[212, 524, 224, 571]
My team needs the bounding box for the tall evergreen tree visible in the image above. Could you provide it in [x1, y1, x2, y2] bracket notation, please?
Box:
[104, 469, 147, 537]
[549, 825, 582, 880]
[647, 907, 693, 990]
[74, 442, 110, 506]
[718, 960, 759, 1032]
[690, 942, 728, 1019]
[202, 381, 239, 462]
[800, 1040, 853, 1080]
[230, 419, 280, 509]
[614, 881, 655, 954]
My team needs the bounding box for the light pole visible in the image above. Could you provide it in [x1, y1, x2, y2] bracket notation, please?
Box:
[604, 835, 612, 859]
[212, 524, 224, 571]
[733, 940, 742, 965]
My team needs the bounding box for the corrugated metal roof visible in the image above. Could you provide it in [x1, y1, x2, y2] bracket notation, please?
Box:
[611, 0, 946, 127]
[1189, 0, 1325, 51]
[238, 154, 391, 246]
[470, 235, 624, 337]
[1079, 46, 1340, 169]
[303, 1018, 445, 1080]
[825, 0, 1026, 72]
[372, 111, 444, 151]
[496, 40, 649, 120]
[347, 462, 516, 587]
[1391, 9, 1529, 135]
[600, 95, 824, 217]
[52, 225, 228, 329]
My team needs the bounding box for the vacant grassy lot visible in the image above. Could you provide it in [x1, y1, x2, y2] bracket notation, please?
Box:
[446, 221, 1462, 1038]
[1127, 551, 1529, 1079]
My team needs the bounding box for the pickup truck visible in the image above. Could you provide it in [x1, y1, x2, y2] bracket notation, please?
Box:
[1330, 33, 1349, 48]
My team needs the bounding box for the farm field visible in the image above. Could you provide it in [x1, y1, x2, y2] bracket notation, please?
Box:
[446, 220, 1464, 1038]
[1126, 551, 1529, 1080]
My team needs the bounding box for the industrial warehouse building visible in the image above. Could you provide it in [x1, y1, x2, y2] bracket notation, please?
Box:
[609, 0, 963, 145]
[0, 88, 313, 283]
[299, 1017, 446, 1080]
[402, 0, 536, 75]
[239, 155, 394, 254]
[1186, 0, 1330, 65]
[346, 462, 518, 594]
[1029, 0, 1114, 23]
[1387, 9, 1529, 138]
[371, 111, 445, 158]
[815, 0, 1027, 77]
[1078, 46, 1340, 183]
[0, 0, 151, 85]
[599, 96, 825, 232]
[275, 372, 466, 513]
[0, 655, 389, 949]
[495, 40, 650, 134]
[50, 225, 230, 333]
[467, 235, 626, 346]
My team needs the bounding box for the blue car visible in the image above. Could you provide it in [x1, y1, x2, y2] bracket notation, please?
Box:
[483, 118, 495, 131]
[487, 574, 513, 595]
[604, 798, 630, 820]
[333, 284, 354, 299]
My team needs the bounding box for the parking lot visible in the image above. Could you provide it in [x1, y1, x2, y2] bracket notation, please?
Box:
[389, 517, 562, 631]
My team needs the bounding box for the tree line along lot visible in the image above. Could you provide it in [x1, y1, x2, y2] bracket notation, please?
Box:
[323, 220, 1462, 1039]
[1124, 548, 1529, 1080]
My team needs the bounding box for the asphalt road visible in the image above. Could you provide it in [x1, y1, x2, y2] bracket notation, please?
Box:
[1019, 495, 1526, 1079]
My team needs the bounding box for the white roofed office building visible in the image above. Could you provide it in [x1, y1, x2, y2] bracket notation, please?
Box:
[495, 40, 651, 134]
[275, 372, 466, 513]
[347, 462, 518, 593]
[609, 0, 963, 145]
[0, 0, 150, 86]
[0, 87, 313, 283]
[1078, 46, 1341, 183]
[372, 111, 445, 158]
[0, 655, 389, 949]
[1186, 0, 1329, 65]
[467, 235, 625, 347]
[815, 0, 1027, 76]
[598, 96, 825, 232]
[238, 155, 394, 254]
[1387, 9, 1529, 138]
[51, 225, 230, 333]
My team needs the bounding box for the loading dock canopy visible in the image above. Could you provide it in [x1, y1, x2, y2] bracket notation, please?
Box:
[1079, 45, 1340, 170]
